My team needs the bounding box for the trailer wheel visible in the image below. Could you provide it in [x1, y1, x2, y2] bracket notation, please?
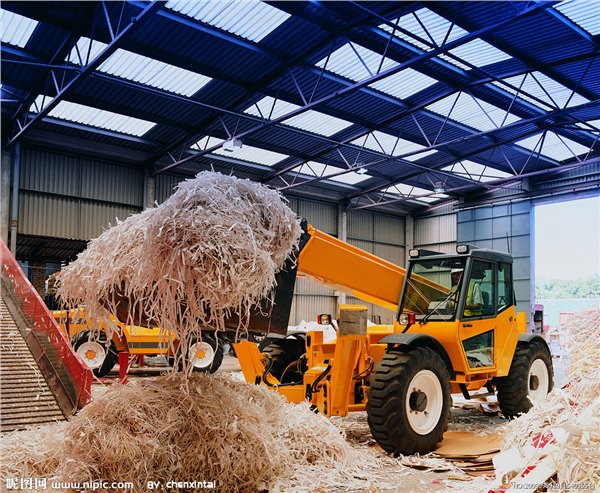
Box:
[494, 341, 553, 418]
[72, 331, 118, 378]
[187, 335, 224, 373]
[261, 336, 306, 384]
[367, 346, 451, 455]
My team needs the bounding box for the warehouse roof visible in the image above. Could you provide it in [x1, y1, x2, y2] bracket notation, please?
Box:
[1, 1, 599, 212]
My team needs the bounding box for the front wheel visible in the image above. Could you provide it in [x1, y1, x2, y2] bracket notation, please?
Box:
[367, 346, 451, 455]
[494, 340, 553, 418]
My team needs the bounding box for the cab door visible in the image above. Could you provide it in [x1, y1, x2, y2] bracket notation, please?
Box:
[458, 259, 497, 373]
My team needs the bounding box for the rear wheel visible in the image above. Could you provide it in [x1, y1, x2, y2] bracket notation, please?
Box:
[72, 331, 118, 378]
[367, 346, 451, 455]
[494, 340, 553, 418]
[187, 335, 224, 373]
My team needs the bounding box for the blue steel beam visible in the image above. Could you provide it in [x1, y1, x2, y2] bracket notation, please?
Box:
[348, 155, 600, 211]
[7, 1, 163, 146]
[154, 2, 554, 175]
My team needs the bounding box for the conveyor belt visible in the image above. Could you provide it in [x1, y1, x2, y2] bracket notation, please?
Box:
[0, 298, 65, 432]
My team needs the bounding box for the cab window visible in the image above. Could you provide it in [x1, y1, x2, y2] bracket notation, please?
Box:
[463, 260, 494, 319]
[497, 262, 513, 313]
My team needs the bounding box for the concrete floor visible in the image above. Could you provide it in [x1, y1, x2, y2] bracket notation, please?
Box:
[89, 354, 567, 492]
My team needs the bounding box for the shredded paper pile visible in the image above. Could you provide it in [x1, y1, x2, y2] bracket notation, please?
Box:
[56, 171, 301, 369]
[493, 309, 600, 490]
[0, 374, 374, 492]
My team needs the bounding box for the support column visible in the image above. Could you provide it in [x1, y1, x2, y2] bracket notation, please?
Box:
[143, 166, 156, 208]
[405, 214, 414, 264]
[1, 150, 11, 244]
[9, 143, 20, 254]
[336, 202, 348, 305]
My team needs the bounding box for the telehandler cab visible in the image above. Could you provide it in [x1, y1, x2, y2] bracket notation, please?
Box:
[234, 224, 553, 455]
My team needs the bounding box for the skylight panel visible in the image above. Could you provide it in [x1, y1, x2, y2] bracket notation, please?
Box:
[294, 161, 370, 185]
[370, 68, 437, 100]
[165, 0, 290, 42]
[68, 38, 212, 96]
[213, 143, 288, 166]
[380, 8, 468, 50]
[245, 96, 352, 137]
[351, 131, 434, 160]
[497, 72, 588, 110]
[442, 160, 512, 183]
[192, 135, 225, 150]
[244, 96, 299, 120]
[516, 132, 590, 161]
[554, 0, 600, 35]
[426, 92, 520, 132]
[576, 119, 600, 131]
[383, 183, 446, 203]
[0, 10, 38, 48]
[31, 97, 156, 136]
[445, 39, 511, 68]
[316, 42, 398, 81]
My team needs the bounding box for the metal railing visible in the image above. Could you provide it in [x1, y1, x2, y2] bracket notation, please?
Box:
[1, 239, 91, 415]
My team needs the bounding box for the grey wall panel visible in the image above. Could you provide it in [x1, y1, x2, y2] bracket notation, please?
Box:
[374, 243, 404, 265]
[294, 198, 337, 235]
[289, 295, 337, 326]
[19, 193, 79, 238]
[348, 238, 374, 253]
[21, 148, 80, 196]
[348, 211, 374, 240]
[156, 173, 186, 203]
[457, 202, 533, 326]
[81, 160, 143, 206]
[374, 214, 405, 244]
[79, 202, 140, 240]
[295, 276, 335, 296]
[414, 213, 457, 255]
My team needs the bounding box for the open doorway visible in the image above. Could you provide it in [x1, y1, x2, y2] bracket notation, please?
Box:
[533, 195, 600, 357]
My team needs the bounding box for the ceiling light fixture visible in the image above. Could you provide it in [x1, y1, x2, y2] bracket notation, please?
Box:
[223, 138, 242, 152]
[434, 181, 446, 194]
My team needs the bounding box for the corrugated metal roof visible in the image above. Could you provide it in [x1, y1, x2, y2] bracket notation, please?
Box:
[244, 96, 353, 137]
[446, 38, 512, 68]
[516, 131, 591, 161]
[293, 161, 370, 185]
[442, 160, 513, 183]
[426, 92, 521, 132]
[370, 68, 437, 100]
[67, 38, 212, 97]
[495, 71, 589, 110]
[380, 7, 468, 50]
[0, 9, 38, 48]
[32, 96, 157, 137]
[349, 130, 435, 160]
[165, 0, 290, 42]
[315, 42, 398, 81]
[554, 0, 600, 35]
[212, 141, 288, 166]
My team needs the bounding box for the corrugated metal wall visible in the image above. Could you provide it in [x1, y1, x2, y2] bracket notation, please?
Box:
[346, 210, 406, 324]
[414, 212, 457, 254]
[287, 197, 339, 325]
[155, 172, 187, 204]
[18, 147, 143, 240]
[457, 202, 532, 325]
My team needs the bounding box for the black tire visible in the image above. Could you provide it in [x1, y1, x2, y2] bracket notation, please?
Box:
[175, 335, 224, 374]
[367, 346, 451, 455]
[262, 335, 306, 384]
[71, 331, 118, 378]
[494, 340, 553, 419]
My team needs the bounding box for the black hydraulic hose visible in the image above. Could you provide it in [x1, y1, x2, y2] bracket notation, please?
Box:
[310, 363, 332, 394]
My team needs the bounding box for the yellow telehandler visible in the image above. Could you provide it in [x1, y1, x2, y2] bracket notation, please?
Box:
[234, 222, 553, 455]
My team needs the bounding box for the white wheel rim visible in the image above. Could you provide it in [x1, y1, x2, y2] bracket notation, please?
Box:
[405, 369, 444, 435]
[77, 341, 106, 369]
[189, 342, 215, 369]
[528, 359, 549, 404]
